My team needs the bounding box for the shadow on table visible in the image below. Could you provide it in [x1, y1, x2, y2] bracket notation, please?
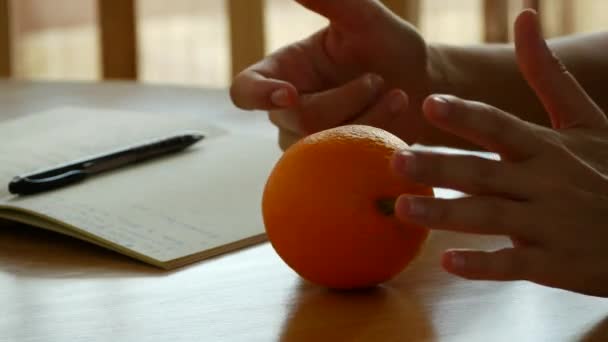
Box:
[580, 316, 608, 342]
[0, 220, 165, 278]
[278, 228, 512, 341]
[279, 282, 435, 341]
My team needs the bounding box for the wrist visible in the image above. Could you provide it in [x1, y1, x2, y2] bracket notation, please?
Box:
[417, 44, 478, 149]
[426, 43, 455, 96]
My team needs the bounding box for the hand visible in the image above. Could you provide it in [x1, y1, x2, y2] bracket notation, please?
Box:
[392, 10, 608, 297]
[230, 0, 433, 150]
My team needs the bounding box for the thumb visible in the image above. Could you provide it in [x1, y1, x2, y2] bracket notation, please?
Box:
[295, 0, 389, 30]
[514, 9, 607, 129]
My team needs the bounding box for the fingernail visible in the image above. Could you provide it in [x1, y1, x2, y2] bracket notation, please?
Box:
[271, 88, 290, 107]
[449, 252, 466, 269]
[394, 150, 416, 175]
[367, 73, 384, 93]
[431, 95, 450, 118]
[389, 91, 406, 113]
[396, 196, 426, 218]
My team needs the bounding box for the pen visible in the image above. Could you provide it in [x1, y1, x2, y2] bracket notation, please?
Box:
[8, 132, 204, 195]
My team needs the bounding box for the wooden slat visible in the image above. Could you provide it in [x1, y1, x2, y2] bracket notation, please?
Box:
[381, 0, 420, 26]
[523, 0, 540, 11]
[227, 0, 265, 78]
[558, 0, 574, 36]
[98, 0, 138, 80]
[0, 0, 11, 77]
[483, 0, 510, 43]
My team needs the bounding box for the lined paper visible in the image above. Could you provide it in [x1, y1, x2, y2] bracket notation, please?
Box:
[0, 107, 282, 268]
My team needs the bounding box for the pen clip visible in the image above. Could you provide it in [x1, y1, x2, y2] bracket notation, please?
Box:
[9, 170, 88, 195]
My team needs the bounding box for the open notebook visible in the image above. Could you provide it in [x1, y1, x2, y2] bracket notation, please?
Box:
[0, 107, 282, 269]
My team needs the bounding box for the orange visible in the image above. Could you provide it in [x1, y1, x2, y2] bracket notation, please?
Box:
[262, 125, 434, 289]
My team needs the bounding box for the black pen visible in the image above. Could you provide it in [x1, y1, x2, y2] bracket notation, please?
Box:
[8, 132, 204, 195]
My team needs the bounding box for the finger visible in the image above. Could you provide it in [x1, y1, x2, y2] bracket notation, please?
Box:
[271, 87, 405, 145]
[392, 149, 534, 198]
[295, 0, 387, 31]
[395, 196, 537, 238]
[350, 89, 408, 129]
[273, 73, 385, 134]
[514, 9, 607, 129]
[230, 69, 299, 110]
[423, 94, 543, 160]
[269, 110, 296, 134]
[441, 248, 542, 281]
[277, 129, 301, 151]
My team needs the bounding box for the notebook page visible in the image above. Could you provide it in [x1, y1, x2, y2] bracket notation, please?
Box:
[1, 134, 281, 263]
[0, 107, 227, 199]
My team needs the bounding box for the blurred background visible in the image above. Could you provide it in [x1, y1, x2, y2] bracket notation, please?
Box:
[5, 0, 608, 88]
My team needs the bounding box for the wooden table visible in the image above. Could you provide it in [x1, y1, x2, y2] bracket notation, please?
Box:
[0, 81, 606, 342]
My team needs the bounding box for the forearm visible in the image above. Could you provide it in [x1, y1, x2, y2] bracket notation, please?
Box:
[421, 32, 608, 148]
